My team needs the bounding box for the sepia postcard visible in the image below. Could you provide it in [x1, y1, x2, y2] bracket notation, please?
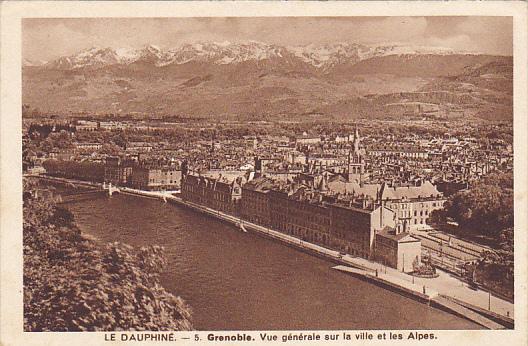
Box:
[1, 1, 527, 346]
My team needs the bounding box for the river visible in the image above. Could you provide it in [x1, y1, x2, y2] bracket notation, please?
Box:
[60, 189, 480, 330]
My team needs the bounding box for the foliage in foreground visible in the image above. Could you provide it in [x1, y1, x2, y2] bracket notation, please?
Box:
[23, 180, 193, 331]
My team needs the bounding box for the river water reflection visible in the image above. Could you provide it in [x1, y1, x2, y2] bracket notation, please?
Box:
[63, 191, 480, 330]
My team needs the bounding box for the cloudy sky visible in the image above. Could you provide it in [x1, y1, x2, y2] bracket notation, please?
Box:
[23, 17, 512, 62]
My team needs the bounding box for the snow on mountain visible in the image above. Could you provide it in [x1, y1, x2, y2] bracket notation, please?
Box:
[23, 58, 48, 67]
[365, 44, 462, 57]
[289, 43, 369, 70]
[39, 41, 481, 70]
[45, 47, 122, 69]
[162, 41, 290, 66]
[114, 47, 142, 63]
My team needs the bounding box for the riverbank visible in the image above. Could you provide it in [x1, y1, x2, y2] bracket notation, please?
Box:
[31, 175, 514, 329]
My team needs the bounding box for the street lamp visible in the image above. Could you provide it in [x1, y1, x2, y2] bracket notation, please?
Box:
[402, 253, 405, 273]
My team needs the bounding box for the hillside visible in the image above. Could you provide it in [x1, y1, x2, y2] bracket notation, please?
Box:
[22, 42, 513, 121]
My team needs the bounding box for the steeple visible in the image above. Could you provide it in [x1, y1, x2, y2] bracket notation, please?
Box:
[353, 124, 360, 155]
[347, 124, 365, 183]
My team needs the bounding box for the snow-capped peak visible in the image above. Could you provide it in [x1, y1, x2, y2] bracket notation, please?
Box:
[114, 48, 141, 62]
[363, 43, 474, 57]
[289, 42, 369, 69]
[23, 58, 48, 67]
[39, 41, 483, 70]
[146, 44, 161, 51]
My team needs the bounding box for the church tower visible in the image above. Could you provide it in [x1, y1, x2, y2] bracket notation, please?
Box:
[347, 125, 365, 183]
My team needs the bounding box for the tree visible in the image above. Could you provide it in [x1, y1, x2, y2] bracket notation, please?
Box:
[111, 131, 128, 148]
[476, 227, 514, 299]
[53, 130, 74, 149]
[429, 208, 447, 225]
[444, 172, 513, 237]
[100, 143, 122, 156]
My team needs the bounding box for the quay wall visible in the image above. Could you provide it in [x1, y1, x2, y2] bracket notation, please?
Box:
[333, 267, 432, 304]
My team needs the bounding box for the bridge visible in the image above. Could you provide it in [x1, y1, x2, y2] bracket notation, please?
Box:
[102, 182, 120, 196]
[57, 182, 121, 203]
[58, 189, 106, 203]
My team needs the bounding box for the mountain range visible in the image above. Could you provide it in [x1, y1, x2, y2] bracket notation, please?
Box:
[22, 41, 513, 120]
[27, 41, 471, 71]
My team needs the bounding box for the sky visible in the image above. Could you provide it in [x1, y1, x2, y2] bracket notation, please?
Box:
[23, 17, 513, 62]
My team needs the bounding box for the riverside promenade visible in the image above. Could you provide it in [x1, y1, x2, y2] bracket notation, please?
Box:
[32, 175, 514, 329]
[332, 266, 506, 330]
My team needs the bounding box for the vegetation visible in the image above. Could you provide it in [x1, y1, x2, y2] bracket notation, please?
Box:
[431, 171, 514, 299]
[432, 171, 513, 238]
[474, 227, 514, 300]
[23, 179, 193, 331]
[42, 159, 105, 182]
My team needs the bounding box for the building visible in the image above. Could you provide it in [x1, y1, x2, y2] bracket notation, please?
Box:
[335, 134, 352, 143]
[49, 149, 76, 161]
[125, 142, 153, 153]
[326, 179, 445, 230]
[181, 171, 247, 213]
[374, 228, 422, 272]
[130, 166, 181, 191]
[240, 179, 273, 226]
[268, 188, 333, 247]
[254, 157, 280, 176]
[241, 177, 398, 259]
[99, 121, 127, 131]
[75, 120, 98, 131]
[378, 181, 446, 230]
[329, 202, 395, 258]
[367, 143, 429, 159]
[104, 157, 133, 186]
[347, 126, 366, 183]
[295, 135, 321, 146]
[74, 142, 103, 151]
[384, 102, 439, 116]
